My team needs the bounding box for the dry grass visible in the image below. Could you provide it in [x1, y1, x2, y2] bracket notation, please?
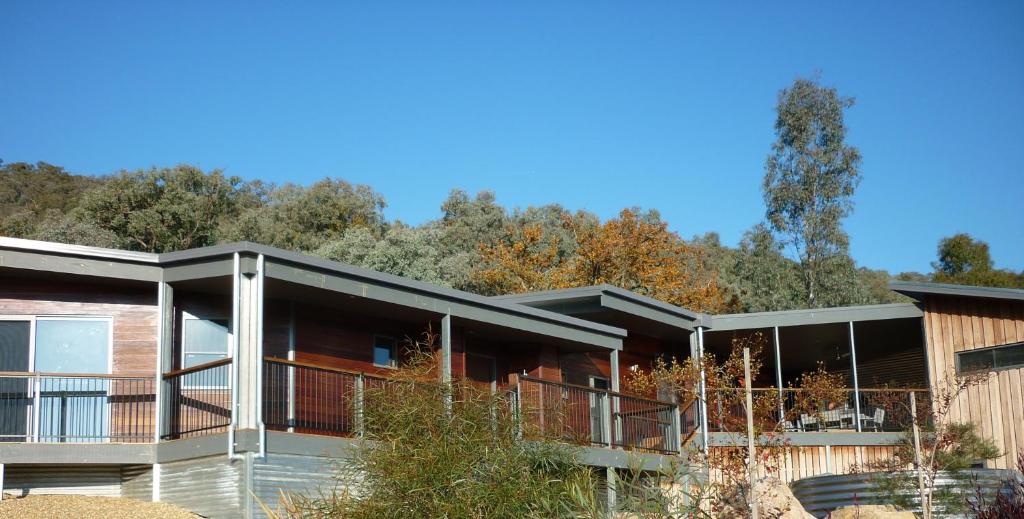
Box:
[0, 494, 200, 518]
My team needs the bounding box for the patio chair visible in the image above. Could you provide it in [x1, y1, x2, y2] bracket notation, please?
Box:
[865, 407, 885, 431]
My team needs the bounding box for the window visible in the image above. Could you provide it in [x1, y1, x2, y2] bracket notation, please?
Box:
[957, 342, 1024, 374]
[373, 335, 397, 368]
[181, 313, 230, 388]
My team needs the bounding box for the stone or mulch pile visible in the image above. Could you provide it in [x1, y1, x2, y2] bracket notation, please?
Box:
[0, 494, 200, 518]
[716, 477, 817, 518]
[829, 504, 918, 518]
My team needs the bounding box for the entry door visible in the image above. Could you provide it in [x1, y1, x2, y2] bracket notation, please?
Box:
[0, 321, 31, 440]
[34, 318, 112, 442]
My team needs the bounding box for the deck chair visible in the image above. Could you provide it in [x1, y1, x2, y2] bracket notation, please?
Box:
[867, 408, 886, 431]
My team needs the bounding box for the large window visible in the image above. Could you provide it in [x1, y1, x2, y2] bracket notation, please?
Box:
[957, 342, 1024, 373]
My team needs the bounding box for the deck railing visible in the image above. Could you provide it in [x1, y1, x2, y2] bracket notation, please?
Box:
[515, 375, 681, 454]
[0, 372, 155, 443]
[702, 387, 931, 434]
[262, 357, 389, 437]
[162, 358, 232, 439]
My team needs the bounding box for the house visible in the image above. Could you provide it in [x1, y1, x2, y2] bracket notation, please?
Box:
[0, 237, 1021, 517]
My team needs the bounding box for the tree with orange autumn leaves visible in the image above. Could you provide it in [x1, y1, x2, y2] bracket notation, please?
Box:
[474, 208, 737, 313]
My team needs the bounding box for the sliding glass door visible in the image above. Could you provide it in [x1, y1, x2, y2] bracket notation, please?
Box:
[34, 318, 112, 442]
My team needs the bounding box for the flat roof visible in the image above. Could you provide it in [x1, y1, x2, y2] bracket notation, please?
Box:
[0, 237, 626, 346]
[705, 303, 923, 331]
[890, 280, 1024, 303]
[493, 284, 703, 333]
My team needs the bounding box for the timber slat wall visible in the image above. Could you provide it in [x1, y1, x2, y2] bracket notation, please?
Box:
[710, 445, 898, 484]
[923, 294, 1024, 470]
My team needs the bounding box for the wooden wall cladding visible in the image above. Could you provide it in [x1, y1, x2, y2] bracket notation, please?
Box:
[0, 278, 158, 375]
[923, 295, 1024, 470]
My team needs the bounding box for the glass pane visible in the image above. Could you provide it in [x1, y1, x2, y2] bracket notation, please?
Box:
[34, 320, 111, 442]
[0, 321, 30, 440]
[184, 352, 226, 368]
[35, 319, 110, 374]
[958, 350, 994, 373]
[184, 319, 229, 354]
[994, 344, 1024, 369]
[183, 353, 228, 387]
[373, 337, 395, 367]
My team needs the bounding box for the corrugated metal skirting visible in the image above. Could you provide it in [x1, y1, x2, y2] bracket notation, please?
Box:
[251, 453, 346, 518]
[121, 464, 153, 502]
[157, 455, 244, 519]
[2, 465, 122, 497]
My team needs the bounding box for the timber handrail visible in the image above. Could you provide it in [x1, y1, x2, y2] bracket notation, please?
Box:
[518, 374, 676, 407]
[263, 356, 390, 380]
[0, 371, 155, 379]
[708, 386, 930, 393]
[162, 357, 232, 379]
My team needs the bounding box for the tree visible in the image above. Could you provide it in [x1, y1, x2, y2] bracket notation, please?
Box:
[76, 165, 262, 252]
[315, 224, 457, 286]
[0, 161, 100, 239]
[729, 224, 804, 312]
[475, 208, 734, 313]
[763, 77, 863, 308]
[224, 178, 386, 252]
[931, 233, 1023, 288]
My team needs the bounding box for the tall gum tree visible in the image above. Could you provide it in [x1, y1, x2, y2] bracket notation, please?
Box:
[763, 77, 862, 308]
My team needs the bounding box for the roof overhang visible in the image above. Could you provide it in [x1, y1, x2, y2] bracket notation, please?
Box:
[705, 303, 923, 331]
[890, 281, 1024, 303]
[0, 237, 625, 351]
[493, 284, 703, 337]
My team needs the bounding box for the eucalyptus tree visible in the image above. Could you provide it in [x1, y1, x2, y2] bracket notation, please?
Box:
[763, 77, 863, 308]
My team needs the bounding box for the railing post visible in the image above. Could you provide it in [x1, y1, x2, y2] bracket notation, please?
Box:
[355, 373, 365, 437]
[32, 372, 41, 443]
[601, 391, 613, 448]
[513, 375, 523, 440]
[671, 402, 683, 453]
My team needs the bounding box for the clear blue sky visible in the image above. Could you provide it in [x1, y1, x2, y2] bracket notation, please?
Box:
[2, 1, 1022, 274]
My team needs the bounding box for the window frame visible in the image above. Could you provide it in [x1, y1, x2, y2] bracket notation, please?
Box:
[955, 341, 1024, 374]
[372, 334, 398, 369]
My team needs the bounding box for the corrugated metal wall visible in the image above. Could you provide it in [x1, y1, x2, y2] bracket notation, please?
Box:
[121, 464, 153, 502]
[2, 465, 122, 497]
[251, 453, 351, 518]
[158, 455, 243, 519]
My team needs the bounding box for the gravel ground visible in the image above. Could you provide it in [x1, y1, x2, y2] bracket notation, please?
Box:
[0, 494, 201, 518]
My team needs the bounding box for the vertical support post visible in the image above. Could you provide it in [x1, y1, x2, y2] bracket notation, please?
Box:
[605, 467, 617, 515]
[255, 254, 266, 459]
[440, 313, 452, 385]
[671, 402, 683, 453]
[355, 373, 365, 437]
[848, 321, 862, 432]
[610, 349, 621, 447]
[228, 253, 241, 459]
[155, 282, 174, 442]
[910, 392, 929, 519]
[32, 372, 41, 442]
[825, 445, 832, 473]
[601, 391, 613, 448]
[152, 463, 161, 502]
[773, 326, 785, 427]
[744, 347, 759, 519]
[286, 301, 296, 433]
[697, 327, 709, 456]
[0, 463, 5, 502]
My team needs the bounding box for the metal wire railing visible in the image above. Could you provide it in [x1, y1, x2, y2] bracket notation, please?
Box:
[515, 375, 681, 454]
[0, 372, 155, 443]
[162, 358, 232, 439]
[262, 357, 389, 437]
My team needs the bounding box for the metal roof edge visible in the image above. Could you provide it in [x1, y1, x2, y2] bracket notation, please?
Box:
[0, 237, 626, 339]
[889, 281, 1024, 302]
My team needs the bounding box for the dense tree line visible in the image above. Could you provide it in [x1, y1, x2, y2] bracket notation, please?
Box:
[3, 79, 1018, 312]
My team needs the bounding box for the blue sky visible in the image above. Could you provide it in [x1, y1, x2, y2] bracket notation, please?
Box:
[2, 1, 1022, 274]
